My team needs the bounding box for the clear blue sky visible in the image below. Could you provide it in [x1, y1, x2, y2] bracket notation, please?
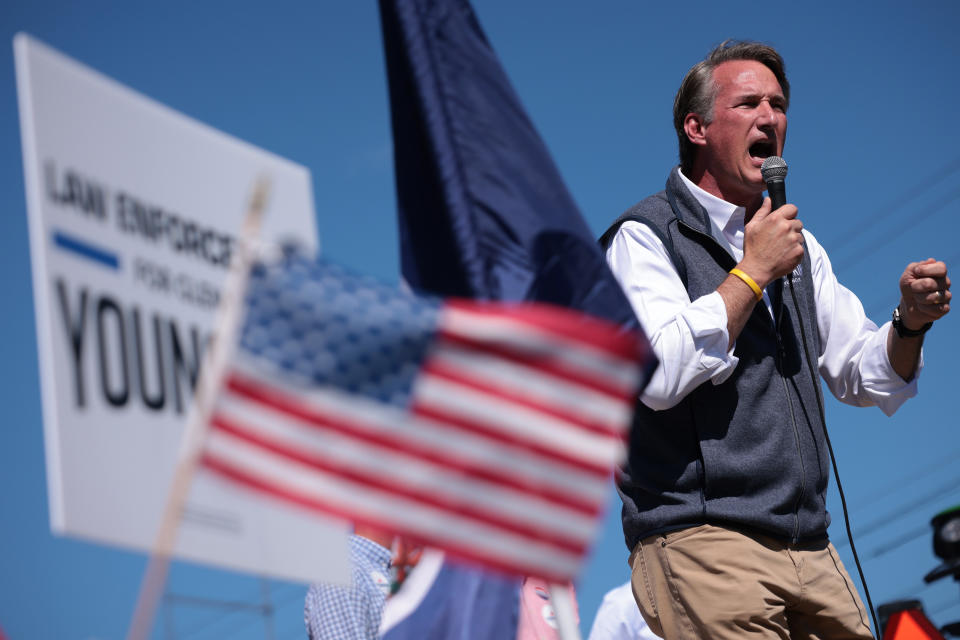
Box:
[2, 2, 959, 638]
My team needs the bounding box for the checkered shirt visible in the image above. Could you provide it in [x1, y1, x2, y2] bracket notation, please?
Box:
[304, 535, 392, 639]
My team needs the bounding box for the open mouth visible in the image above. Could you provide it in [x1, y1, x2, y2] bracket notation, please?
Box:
[749, 140, 776, 161]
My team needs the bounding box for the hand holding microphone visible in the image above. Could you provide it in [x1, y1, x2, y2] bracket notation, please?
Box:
[738, 156, 803, 288]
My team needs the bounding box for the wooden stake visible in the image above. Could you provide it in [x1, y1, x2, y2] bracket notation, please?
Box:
[125, 177, 271, 640]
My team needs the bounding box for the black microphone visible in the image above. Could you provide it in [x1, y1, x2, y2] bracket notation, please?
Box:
[761, 156, 790, 310]
[761, 156, 788, 209]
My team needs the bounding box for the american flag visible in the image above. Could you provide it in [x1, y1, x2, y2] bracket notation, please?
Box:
[202, 248, 649, 582]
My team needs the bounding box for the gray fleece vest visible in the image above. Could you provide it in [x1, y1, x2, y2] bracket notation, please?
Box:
[603, 168, 831, 551]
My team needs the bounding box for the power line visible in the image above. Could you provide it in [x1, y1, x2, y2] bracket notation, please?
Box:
[832, 184, 960, 274]
[173, 587, 264, 639]
[834, 475, 960, 549]
[829, 156, 960, 259]
[264, 586, 307, 640]
[850, 447, 960, 516]
[164, 593, 271, 612]
[882, 585, 960, 619]
[863, 241, 960, 318]
[891, 579, 936, 603]
[929, 597, 960, 617]
[262, 580, 277, 640]
[173, 580, 297, 640]
[864, 523, 929, 561]
[182, 582, 304, 640]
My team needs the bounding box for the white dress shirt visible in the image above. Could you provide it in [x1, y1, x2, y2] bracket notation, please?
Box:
[587, 582, 661, 640]
[605, 172, 919, 413]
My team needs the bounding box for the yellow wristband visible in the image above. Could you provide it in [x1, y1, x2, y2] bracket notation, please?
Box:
[729, 268, 763, 301]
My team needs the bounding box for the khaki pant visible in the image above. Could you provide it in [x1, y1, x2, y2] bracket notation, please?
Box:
[629, 524, 874, 639]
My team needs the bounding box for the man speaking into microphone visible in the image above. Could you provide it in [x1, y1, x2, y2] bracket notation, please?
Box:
[600, 41, 950, 639]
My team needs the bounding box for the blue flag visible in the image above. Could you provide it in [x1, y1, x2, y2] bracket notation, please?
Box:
[379, 0, 646, 331]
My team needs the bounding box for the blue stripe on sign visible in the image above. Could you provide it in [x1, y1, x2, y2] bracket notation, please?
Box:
[52, 231, 119, 270]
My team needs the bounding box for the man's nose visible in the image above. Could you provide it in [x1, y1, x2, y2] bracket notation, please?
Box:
[757, 101, 778, 127]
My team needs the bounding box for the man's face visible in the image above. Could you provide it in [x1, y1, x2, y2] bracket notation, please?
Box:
[694, 60, 787, 204]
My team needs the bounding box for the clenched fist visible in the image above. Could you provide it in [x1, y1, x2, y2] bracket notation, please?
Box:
[899, 258, 951, 330]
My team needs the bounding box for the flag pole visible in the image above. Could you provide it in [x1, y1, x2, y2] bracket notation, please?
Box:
[550, 583, 582, 640]
[125, 176, 272, 640]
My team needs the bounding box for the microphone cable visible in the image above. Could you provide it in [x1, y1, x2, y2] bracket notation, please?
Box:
[763, 155, 881, 635]
[787, 276, 881, 638]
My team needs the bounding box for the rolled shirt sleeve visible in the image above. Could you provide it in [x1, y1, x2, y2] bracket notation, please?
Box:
[606, 221, 739, 411]
[805, 231, 919, 416]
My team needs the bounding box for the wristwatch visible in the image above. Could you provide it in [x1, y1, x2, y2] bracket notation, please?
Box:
[892, 305, 932, 338]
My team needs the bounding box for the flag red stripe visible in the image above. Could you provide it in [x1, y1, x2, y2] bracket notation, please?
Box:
[434, 331, 635, 401]
[446, 299, 646, 360]
[227, 373, 610, 479]
[420, 359, 626, 440]
[210, 413, 592, 553]
[410, 402, 612, 477]
[201, 452, 576, 583]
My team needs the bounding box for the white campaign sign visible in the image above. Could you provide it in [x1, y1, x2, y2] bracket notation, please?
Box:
[15, 33, 350, 585]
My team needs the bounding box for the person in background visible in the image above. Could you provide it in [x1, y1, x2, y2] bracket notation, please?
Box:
[304, 526, 395, 640]
[588, 581, 661, 640]
[516, 578, 580, 639]
[305, 526, 575, 640]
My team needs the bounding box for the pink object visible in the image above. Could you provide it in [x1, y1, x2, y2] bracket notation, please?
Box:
[516, 577, 579, 639]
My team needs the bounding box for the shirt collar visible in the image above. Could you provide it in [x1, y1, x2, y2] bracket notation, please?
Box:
[677, 170, 747, 252]
[349, 533, 393, 571]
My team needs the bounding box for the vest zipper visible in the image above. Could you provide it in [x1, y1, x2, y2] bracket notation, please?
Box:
[774, 288, 804, 544]
[775, 333, 805, 544]
[679, 220, 808, 542]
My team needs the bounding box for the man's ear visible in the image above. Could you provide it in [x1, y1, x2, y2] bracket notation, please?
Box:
[684, 113, 708, 147]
